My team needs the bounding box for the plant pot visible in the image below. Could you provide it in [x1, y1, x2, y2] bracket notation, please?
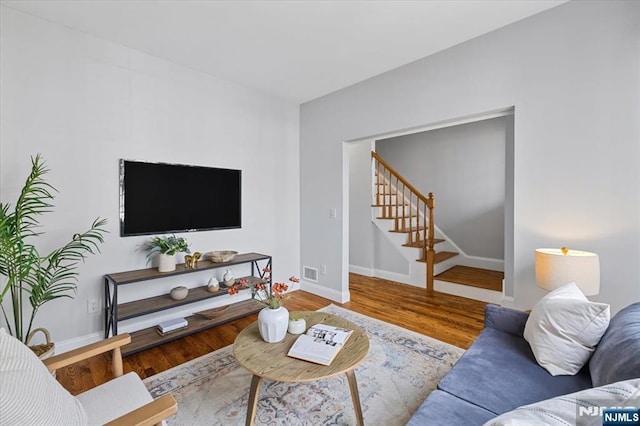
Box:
[288, 317, 306, 335]
[27, 327, 56, 377]
[158, 253, 176, 272]
[258, 306, 289, 343]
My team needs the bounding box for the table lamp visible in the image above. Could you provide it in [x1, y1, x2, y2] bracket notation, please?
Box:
[534, 247, 600, 296]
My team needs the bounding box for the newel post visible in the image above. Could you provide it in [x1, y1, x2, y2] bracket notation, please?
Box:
[426, 193, 436, 291]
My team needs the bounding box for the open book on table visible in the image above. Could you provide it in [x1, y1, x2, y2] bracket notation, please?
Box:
[287, 323, 354, 366]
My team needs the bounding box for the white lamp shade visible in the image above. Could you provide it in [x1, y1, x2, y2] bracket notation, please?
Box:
[535, 248, 600, 296]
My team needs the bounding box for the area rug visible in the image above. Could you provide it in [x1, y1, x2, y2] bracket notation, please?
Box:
[144, 304, 464, 425]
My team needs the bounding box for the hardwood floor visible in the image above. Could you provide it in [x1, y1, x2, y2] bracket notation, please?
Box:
[57, 273, 487, 395]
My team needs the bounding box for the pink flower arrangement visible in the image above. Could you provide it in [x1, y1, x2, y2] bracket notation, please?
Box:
[227, 267, 299, 309]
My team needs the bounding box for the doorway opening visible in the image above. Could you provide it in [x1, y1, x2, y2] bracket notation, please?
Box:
[343, 107, 514, 303]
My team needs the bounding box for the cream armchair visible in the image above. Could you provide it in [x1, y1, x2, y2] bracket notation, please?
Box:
[0, 329, 176, 425]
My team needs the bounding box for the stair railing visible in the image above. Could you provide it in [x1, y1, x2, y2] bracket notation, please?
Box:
[371, 151, 436, 290]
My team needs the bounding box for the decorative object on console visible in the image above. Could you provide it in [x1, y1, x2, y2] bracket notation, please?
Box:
[288, 315, 307, 335]
[535, 247, 600, 295]
[523, 282, 610, 376]
[193, 305, 229, 320]
[184, 252, 202, 269]
[157, 317, 188, 334]
[207, 250, 238, 263]
[169, 286, 189, 301]
[143, 234, 190, 272]
[0, 154, 107, 347]
[223, 269, 235, 286]
[206, 276, 220, 292]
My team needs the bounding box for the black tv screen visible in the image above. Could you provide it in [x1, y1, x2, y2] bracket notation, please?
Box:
[120, 160, 241, 236]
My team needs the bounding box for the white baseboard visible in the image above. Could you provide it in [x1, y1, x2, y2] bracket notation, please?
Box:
[57, 331, 104, 354]
[349, 265, 374, 276]
[500, 295, 516, 307]
[300, 280, 350, 303]
[374, 269, 417, 287]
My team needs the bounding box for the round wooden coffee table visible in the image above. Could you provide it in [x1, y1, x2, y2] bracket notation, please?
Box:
[234, 311, 369, 426]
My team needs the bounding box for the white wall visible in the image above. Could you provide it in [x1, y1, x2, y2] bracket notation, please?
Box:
[347, 141, 375, 271]
[377, 116, 507, 260]
[300, 1, 640, 313]
[0, 7, 300, 346]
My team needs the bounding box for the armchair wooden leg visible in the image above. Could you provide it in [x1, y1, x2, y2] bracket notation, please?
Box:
[112, 347, 123, 377]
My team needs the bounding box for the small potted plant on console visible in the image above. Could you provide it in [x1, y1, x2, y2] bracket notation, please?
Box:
[144, 234, 190, 272]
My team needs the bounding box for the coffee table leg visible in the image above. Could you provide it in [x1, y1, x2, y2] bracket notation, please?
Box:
[345, 370, 364, 426]
[246, 374, 263, 426]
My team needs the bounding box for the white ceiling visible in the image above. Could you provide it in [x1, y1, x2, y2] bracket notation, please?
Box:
[1, 0, 566, 103]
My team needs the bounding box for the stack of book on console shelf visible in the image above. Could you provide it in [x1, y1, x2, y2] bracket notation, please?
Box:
[156, 318, 188, 336]
[287, 324, 353, 366]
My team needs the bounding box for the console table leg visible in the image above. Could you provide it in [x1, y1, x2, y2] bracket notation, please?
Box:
[246, 374, 263, 426]
[346, 370, 364, 426]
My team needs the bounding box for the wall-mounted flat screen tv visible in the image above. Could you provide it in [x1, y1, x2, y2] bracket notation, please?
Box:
[120, 160, 241, 236]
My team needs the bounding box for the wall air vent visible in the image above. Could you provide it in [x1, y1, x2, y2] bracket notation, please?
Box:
[303, 266, 319, 283]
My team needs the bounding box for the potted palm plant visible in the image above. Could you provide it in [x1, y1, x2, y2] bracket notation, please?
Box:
[144, 234, 190, 272]
[0, 154, 107, 355]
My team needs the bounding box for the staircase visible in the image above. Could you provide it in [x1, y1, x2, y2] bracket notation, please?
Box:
[370, 151, 504, 302]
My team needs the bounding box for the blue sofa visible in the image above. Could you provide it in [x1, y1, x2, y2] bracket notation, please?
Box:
[407, 302, 640, 425]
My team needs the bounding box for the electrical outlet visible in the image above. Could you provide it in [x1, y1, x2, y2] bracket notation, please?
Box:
[321, 264, 327, 275]
[329, 208, 337, 219]
[87, 299, 99, 314]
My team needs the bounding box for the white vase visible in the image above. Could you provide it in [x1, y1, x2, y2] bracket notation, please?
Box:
[158, 253, 176, 272]
[258, 306, 289, 343]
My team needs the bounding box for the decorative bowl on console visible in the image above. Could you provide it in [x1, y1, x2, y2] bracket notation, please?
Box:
[207, 250, 238, 263]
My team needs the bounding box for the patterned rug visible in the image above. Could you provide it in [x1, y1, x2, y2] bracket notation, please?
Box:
[144, 304, 463, 425]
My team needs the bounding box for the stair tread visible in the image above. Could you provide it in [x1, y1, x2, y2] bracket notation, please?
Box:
[403, 239, 444, 248]
[417, 251, 458, 264]
[436, 265, 503, 292]
[389, 226, 426, 233]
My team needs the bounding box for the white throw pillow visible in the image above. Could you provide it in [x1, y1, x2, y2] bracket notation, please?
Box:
[0, 328, 87, 425]
[483, 378, 640, 426]
[524, 282, 610, 376]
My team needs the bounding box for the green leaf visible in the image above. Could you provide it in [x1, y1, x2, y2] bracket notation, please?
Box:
[0, 154, 108, 342]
